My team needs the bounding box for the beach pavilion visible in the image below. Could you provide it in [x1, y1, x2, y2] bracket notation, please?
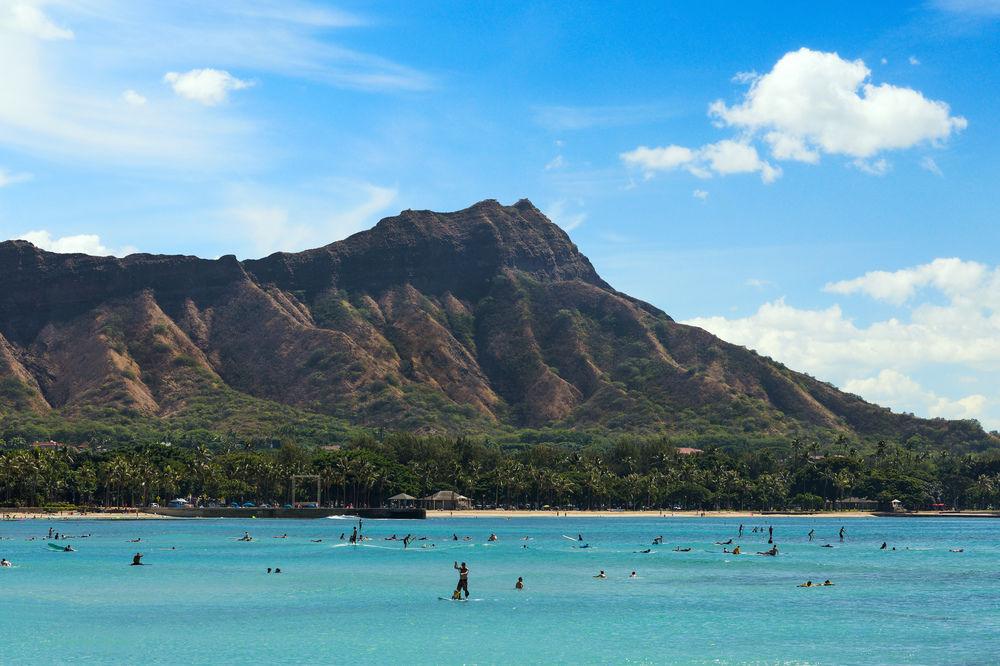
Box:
[387, 493, 417, 508]
[420, 490, 472, 510]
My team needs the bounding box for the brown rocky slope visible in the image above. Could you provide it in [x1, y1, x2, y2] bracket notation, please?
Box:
[0, 199, 992, 446]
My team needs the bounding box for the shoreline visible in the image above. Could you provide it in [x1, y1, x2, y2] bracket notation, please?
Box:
[426, 509, 1000, 519]
[1, 510, 168, 521]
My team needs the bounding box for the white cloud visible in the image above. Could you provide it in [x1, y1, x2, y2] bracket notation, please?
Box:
[881, 57, 888, 65]
[843, 370, 987, 421]
[745, 277, 771, 288]
[164, 69, 252, 106]
[731, 70, 758, 84]
[545, 155, 566, 171]
[908, 55, 921, 66]
[920, 156, 943, 176]
[0, 1, 73, 40]
[623, 48, 963, 185]
[15, 229, 126, 256]
[824, 257, 991, 305]
[0, 168, 33, 187]
[0, 1, 431, 168]
[692, 189, 709, 201]
[122, 89, 147, 106]
[710, 48, 966, 161]
[684, 258, 1000, 429]
[621, 140, 780, 183]
[852, 158, 890, 176]
[545, 199, 587, 231]
[225, 180, 398, 256]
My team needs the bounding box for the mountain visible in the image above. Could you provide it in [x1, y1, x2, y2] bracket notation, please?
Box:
[0, 199, 992, 448]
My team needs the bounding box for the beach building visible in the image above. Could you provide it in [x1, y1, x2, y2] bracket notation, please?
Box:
[420, 490, 472, 510]
[387, 493, 417, 508]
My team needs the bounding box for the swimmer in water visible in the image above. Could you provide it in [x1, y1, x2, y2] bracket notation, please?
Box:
[821, 544, 834, 548]
[822, 580, 834, 586]
[674, 547, 691, 552]
[488, 533, 498, 542]
[515, 576, 524, 590]
[63, 545, 75, 552]
[1, 558, 11, 567]
[716, 539, 733, 545]
[629, 571, 638, 579]
[880, 542, 888, 550]
[594, 570, 607, 579]
[652, 536, 663, 545]
[757, 545, 778, 556]
[949, 548, 964, 553]
[274, 534, 287, 539]
[637, 548, 652, 554]
[131, 553, 143, 566]
[797, 581, 814, 587]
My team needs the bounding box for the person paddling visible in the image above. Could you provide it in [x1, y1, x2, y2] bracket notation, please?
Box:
[454, 561, 470, 599]
[131, 552, 143, 566]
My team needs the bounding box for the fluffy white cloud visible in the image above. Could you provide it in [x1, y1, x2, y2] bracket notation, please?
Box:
[824, 257, 993, 305]
[710, 48, 966, 161]
[684, 258, 1000, 429]
[0, 1, 73, 40]
[843, 370, 986, 421]
[164, 69, 252, 106]
[625, 48, 966, 185]
[621, 140, 780, 183]
[908, 55, 921, 66]
[17, 230, 111, 255]
[692, 189, 709, 201]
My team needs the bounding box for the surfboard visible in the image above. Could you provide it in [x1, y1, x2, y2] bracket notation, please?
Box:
[47, 543, 73, 551]
[561, 535, 579, 541]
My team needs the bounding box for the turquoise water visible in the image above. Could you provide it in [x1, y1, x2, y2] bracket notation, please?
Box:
[1, 516, 997, 665]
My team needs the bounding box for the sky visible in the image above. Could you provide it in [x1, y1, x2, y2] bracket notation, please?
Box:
[1, 0, 998, 430]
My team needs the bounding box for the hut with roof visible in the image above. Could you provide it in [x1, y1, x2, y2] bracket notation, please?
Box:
[420, 490, 472, 510]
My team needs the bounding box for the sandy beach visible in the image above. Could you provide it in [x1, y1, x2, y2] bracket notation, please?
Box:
[1, 510, 168, 521]
[426, 509, 881, 519]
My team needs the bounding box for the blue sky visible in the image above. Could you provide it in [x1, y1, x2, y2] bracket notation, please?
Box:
[1, 0, 998, 429]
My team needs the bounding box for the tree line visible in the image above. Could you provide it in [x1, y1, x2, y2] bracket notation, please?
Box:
[1, 433, 998, 511]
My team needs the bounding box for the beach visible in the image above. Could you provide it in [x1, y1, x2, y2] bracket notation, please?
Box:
[426, 509, 882, 519]
[1, 509, 166, 521]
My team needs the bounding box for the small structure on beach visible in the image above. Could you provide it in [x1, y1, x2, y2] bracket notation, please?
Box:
[167, 498, 190, 509]
[420, 490, 472, 510]
[387, 493, 417, 508]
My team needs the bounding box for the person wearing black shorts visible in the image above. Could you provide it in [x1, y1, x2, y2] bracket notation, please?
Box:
[454, 561, 469, 598]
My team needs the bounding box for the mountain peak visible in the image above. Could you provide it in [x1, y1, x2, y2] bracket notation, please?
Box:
[245, 199, 609, 300]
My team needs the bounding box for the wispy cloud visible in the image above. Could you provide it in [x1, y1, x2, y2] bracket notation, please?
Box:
[533, 103, 676, 131]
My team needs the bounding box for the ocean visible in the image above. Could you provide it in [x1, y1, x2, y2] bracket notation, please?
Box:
[1, 516, 997, 664]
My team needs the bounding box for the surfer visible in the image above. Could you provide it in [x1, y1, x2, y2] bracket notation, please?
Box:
[515, 577, 524, 590]
[1, 558, 11, 567]
[350, 526, 358, 544]
[454, 561, 470, 599]
[274, 534, 287, 539]
[637, 548, 652, 553]
[403, 534, 412, 549]
[839, 526, 845, 542]
[488, 533, 498, 542]
[674, 546, 691, 552]
[716, 539, 733, 545]
[808, 529, 815, 541]
[757, 545, 778, 556]
[798, 580, 814, 587]
[738, 524, 744, 538]
[452, 533, 459, 541]
[768, 526, 773, 544]
[652, 536, 663, 545]
[629, 571, 638, 579]
[62, 545, 74, 552]
[131, 553, 143, 566]
[578, 534, 584, 541]
[880, 542, 888, 550]
[594, 570, 607, 578]
[822, 580, 834, 586]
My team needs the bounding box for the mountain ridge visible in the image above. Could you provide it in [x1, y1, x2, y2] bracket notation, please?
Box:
[0, 199, 993, 449]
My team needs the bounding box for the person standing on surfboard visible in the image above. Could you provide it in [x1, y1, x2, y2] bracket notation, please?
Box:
[454, 561, 470, 599]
